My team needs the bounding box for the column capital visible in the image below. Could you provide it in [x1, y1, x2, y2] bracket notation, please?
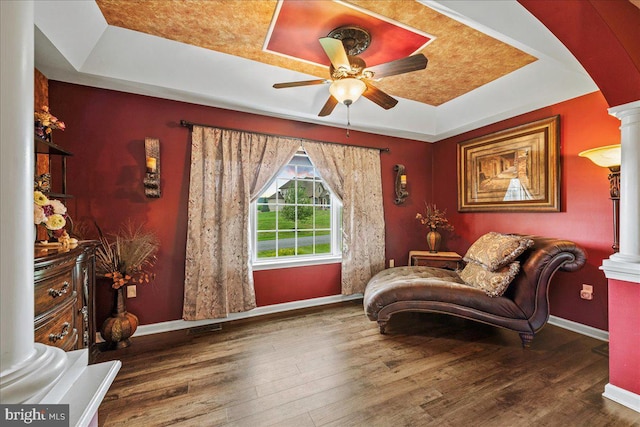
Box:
[608, 99, 640, 119]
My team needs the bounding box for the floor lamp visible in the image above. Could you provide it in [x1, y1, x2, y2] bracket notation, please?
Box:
[579, 144, 622, 252]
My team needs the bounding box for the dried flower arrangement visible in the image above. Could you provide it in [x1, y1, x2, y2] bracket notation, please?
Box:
[416, 202, 454, 232]
[95, 222, 159, 289]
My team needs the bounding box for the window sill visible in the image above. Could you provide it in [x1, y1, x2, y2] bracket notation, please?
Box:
[252, 255, 342, 271]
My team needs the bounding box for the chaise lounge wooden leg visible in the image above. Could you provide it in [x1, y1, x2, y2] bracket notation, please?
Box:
[378, 320, 388, 334]
[519, 332, 534, 348]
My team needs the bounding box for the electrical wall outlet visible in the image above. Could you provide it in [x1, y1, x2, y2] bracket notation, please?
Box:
[580, 284, 593, 300]
[389, 259, 395, 268]
[127, 285, 137, 298]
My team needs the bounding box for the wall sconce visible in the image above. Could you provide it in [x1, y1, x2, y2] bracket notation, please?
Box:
[579, 144, 621, 252]
[394, 164, 409, 205]
[144, 137, 161, 198]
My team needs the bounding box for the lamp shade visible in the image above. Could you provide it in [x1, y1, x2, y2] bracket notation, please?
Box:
[329, 78, 366, 105]
[579, 144, 621, 168]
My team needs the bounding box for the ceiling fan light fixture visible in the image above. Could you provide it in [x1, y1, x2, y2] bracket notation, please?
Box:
[329, 78, 366, 105]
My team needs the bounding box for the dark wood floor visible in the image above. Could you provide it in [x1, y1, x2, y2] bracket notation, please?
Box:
[96, 301, 639, 427]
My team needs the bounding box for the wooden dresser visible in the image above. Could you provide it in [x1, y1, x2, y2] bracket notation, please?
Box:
[34, 241, 98, 352]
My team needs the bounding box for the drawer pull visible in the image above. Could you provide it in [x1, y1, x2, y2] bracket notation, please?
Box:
[48, 281, 69, 298]
[49, 323, 70, 343]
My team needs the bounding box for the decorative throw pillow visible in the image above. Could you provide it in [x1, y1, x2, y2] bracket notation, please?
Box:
[459, 261, 521, 297]
[463, 232, 533, 272]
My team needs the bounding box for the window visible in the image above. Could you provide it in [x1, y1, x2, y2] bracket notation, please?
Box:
[251, 149, 342, 269]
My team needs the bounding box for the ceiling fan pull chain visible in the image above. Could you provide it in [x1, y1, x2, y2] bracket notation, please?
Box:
[346, 104, 351, 137]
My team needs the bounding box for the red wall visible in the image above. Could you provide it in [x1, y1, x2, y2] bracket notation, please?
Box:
[49, 82, 432, 327]
[50, 83, 620, 331]
[254, 263, 342, 306]
[432, 91, 621, 330]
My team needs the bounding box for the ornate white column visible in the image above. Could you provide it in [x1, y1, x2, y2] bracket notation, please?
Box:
[0, 0, 68, 403]
[604, 101, 640, 273]
[1, 5, 120, 422]
[602, 100, 640, 413]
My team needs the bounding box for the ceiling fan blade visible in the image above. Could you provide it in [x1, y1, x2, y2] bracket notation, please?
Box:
[319, 37, 351, 71]
[318, 95, 338, 117]
[364, 54, 428, 79]
[273, 79, 328, 89]
[363, 82, 398, 110]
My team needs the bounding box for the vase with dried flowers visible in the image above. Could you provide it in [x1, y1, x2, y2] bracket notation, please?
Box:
[34, 106, 65, 142]
[95, 221, 159, 349]
[416, 202, 454, 253]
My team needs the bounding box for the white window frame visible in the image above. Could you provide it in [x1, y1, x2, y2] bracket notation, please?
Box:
[251, 152, 342, 271]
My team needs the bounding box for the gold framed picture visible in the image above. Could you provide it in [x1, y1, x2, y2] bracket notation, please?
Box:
[457, 116, 560, 212]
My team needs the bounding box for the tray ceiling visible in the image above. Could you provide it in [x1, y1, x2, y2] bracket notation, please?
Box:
[95, 0, 536, 106]
[34, 1, 598, 142]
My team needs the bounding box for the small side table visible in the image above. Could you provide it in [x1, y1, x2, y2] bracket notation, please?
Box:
[409, 251, 463, 270]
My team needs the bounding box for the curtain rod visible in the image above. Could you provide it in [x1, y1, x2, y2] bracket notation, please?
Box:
[179, 120, 390, 153]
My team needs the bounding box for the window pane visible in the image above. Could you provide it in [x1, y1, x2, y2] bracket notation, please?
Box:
[297, 244, 314, 255]
[256, 230, 274, 259]
[315, 230, 330, 252]
[314, 206, 330, 229]
[278, 205, 297, 229]
[278, 248, 297, 257]
[314, 240, 331, 254]
[278, 230, 296, 257]
[297, 165, 314, 179]
[296, 205, 314, 230]
[289, 154, 312, 166]
[276, 179, 296, 204]
[297, 180, 313, 205]
[298, 230, 314, 247]
[278, 230, 295, 240]
[256, 204, 276, 232]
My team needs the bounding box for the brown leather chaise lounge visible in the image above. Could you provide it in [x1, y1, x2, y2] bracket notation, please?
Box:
[364, 233, 587, 347]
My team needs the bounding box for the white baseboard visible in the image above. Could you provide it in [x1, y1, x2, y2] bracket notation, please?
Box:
[122, 302, 606, 341]
[133, 293, 364, 337]
[603, 383, 640, 413]
[98, 300, 608, 342]
[548, 315, 609, 342]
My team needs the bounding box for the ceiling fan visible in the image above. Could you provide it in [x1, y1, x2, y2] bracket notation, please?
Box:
[273, 26, 428, 117]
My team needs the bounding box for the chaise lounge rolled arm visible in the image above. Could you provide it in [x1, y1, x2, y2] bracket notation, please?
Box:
[363, 236, 587, 347]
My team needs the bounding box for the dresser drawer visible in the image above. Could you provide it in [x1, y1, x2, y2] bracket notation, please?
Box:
[34, 297, 78, 351]
[34, 270, 75, 317]
[34, 242, 97, 353]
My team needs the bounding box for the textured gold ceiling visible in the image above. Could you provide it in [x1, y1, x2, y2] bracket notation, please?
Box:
[96, 0, 536, 106]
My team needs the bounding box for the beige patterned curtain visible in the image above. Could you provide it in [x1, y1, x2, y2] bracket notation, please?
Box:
[183, 126, 300, 320]
[304, 142, 386, 294]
